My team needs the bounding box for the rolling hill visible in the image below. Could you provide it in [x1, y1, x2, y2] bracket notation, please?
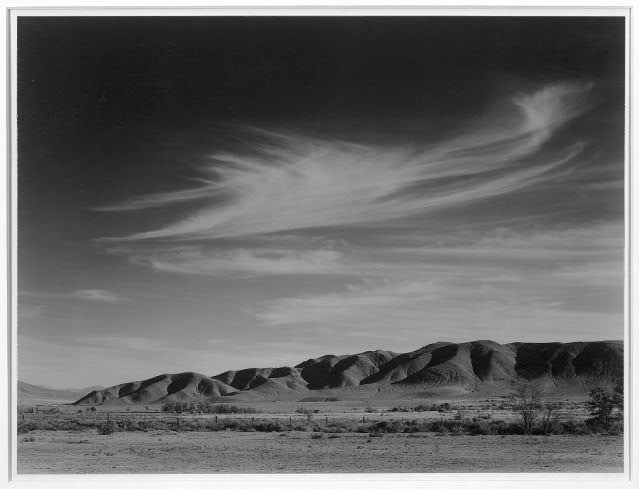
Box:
[71, 340, 623, 405]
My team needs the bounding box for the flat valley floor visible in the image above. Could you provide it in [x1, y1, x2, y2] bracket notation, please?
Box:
[18, 430, 623, 473]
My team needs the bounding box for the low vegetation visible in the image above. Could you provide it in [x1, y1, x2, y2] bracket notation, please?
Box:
[18, 405, 36, 415]
[17, 411, 622, 436]
[160, 401, 260, 414]
[388, 402, 452, 413]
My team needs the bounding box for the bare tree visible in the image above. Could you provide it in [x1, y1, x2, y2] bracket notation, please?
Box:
[540, 401, 561, 434]
[510, 380, 544, 434]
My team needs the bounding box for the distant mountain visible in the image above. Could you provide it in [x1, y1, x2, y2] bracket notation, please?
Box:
[72, 340, 623, 405]
[18, 381, 104, 404]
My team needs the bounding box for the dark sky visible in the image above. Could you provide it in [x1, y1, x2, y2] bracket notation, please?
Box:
[19, 17, 623, 129]
[17, 17, 626, 387]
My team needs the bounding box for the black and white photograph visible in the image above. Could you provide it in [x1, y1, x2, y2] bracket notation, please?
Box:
[7, 7, 635, 483]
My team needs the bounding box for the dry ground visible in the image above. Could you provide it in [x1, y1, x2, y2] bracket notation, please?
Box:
[18, 430, 623, 473]
[17, 394, 622, 473]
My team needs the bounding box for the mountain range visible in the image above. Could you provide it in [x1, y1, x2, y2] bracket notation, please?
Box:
[69, 340, 623, 405]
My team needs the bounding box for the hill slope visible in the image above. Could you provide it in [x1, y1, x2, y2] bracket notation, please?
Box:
[73, 372, 237, 405]
[18, 381, 104, 405]
[71, 340, 623, 405]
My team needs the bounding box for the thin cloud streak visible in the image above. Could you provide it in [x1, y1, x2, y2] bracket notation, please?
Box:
[69, 289, 131, 304]
[76, 336, 169, 352]
[143, 247, 345, 278]
[19, 288, 131, 304]
[93, 186, 225, 212]
[253, 279, 438, 327]
[102, 221, 622, 283]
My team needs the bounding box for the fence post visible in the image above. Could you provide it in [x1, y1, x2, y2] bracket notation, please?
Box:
[215, 415, 218, 424]
[177, 417, 180, 430]
[363, 416, 365, 423]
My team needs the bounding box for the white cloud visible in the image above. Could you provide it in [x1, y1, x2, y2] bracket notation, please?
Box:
[254, 279, 438, 327]
[76, 336, 168, 351]
[553, 259, 624, 287]
[70, 289, 130, 304]
[98, 82, 593, 243]
[146, 247, 345, 277]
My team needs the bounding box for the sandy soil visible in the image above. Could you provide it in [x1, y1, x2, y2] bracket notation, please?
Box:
[17, 430, 623, 473]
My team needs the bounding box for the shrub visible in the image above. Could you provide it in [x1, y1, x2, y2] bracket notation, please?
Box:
[199, 403, 259, 414]
[311, 432, 324, 439]
[560, 420, 590, 435]
[429, 421, 450, 434]
[253, 421, 285, 432]
[389, 406, 412, 412]
[162, 401, 259, 414]
[99, 422, 116, 435]
[606, 420, 624, 435]
[468, 420, 491, 436]
[162, 401, 176, 413]
[587, 386, 623, 430]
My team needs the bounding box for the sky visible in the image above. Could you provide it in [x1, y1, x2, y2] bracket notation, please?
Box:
[16, 17, 626, 388]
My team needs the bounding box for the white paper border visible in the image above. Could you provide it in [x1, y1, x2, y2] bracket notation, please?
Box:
[1, 2, 637, 488]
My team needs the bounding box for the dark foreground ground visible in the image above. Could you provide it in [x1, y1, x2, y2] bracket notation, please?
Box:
[17, 430, 623, 473]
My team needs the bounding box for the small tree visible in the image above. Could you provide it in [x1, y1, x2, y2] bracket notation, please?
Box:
[540, 402, 561, 434]
[614, 377, 624, 412]
[587, 384, 623, 429]
[511, 381, 544, 434]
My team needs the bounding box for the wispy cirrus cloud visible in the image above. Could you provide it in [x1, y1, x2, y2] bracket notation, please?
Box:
[20, 288, 131, 304]
[105, 238, 347, 278]
[90, 82, 604, 280]
[69, 289, 130, 304]
[253, 279, 438, 327]
[250, 219, 623, 330]
[97, 82, 593, 244]
[93, 185, 225, 212]
[140, 247, 345, 278]
[76, 336, 168, 351]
